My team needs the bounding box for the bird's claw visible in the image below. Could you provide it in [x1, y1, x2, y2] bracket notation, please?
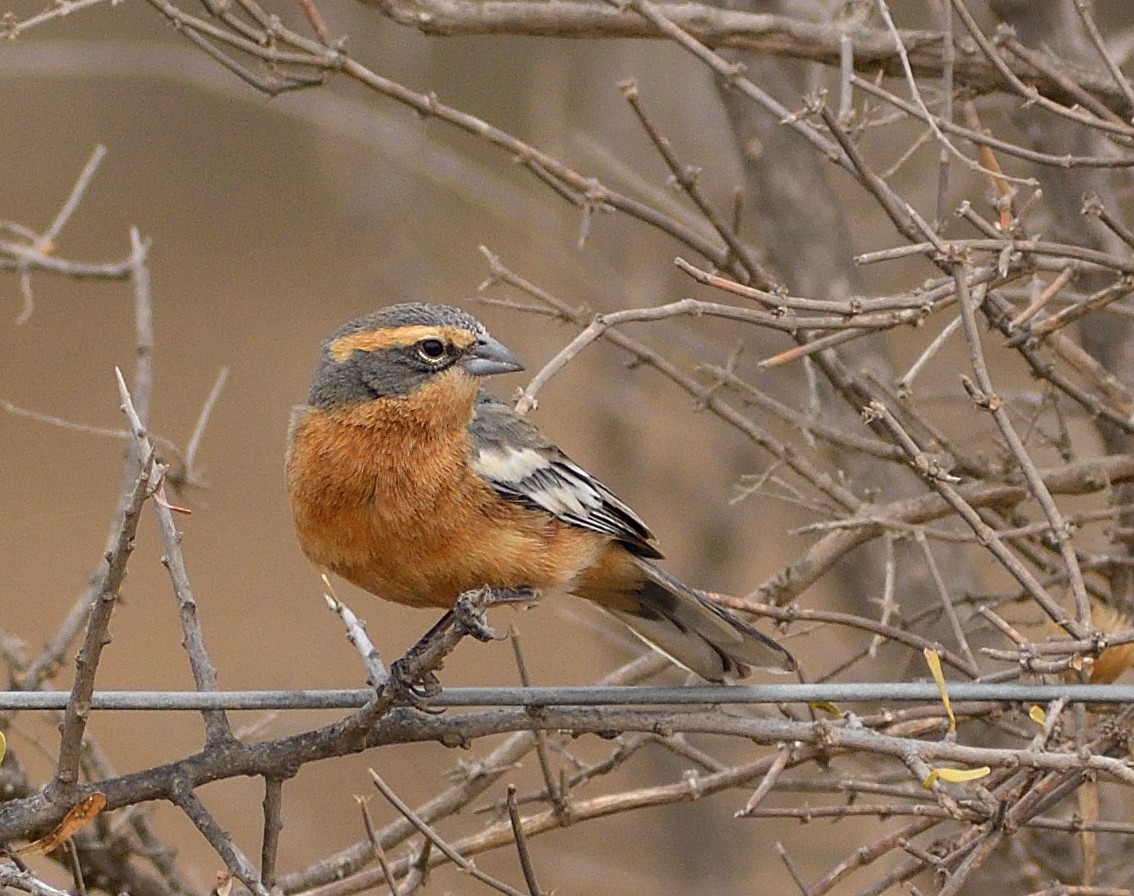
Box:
[382, 587, 542, 707]
[454, 589, 504, 642]
[386, 657, 445, 712]
[453, 587, 538, 640]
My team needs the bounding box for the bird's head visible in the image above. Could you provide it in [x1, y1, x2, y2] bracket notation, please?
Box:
[307, 303, 524, 408]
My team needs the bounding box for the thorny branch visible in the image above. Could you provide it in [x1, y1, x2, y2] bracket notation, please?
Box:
[8, 1, 1134, 895]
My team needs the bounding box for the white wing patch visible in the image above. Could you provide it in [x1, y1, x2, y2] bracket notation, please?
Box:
[472, 446, 602, 519]
[472, 446, 547, 483]
[467, 395, 660, 557]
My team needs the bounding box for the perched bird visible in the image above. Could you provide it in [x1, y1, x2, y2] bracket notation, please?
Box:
[285, 303, 795, 682]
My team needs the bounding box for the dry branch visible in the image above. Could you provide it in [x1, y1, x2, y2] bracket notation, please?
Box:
[8, 2, 1134, 893]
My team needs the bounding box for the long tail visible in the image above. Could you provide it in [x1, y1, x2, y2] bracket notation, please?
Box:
[578, 553, 796, 683]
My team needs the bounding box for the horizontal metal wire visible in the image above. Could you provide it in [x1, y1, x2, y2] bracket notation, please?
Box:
[1, 682, 1133, 711]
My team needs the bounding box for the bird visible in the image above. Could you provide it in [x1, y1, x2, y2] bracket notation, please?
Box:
[285, 302, 795, 683]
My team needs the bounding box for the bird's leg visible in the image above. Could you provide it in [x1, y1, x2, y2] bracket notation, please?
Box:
[382, 594, 486, 708]
[384, 587, 542, 708]
[386, 610, 451, 709]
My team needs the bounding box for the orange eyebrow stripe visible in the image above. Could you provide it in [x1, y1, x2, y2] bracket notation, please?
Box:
[328, 325, 474, 362]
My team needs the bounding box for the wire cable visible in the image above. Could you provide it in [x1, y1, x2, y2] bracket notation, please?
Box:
[1, 682, 1132, 711]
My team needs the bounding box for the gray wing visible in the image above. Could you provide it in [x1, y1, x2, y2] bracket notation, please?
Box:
[468, 392, 662, 559]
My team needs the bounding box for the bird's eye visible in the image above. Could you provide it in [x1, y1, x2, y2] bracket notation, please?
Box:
[417, 338, 447, 362]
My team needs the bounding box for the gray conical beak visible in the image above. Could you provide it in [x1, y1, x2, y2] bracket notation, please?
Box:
[461, 333, 525, 377]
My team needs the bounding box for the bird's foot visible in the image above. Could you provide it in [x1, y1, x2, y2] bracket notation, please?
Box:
[454, 587, 540, 642]
[383, 587, 542, 707]
[453, 588, 504, 642]
[386, 656, 445, 712]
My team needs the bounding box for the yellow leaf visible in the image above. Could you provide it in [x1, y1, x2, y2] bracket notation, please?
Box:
[1029, 705, 1047, 725]
[13, 792, 106, 855]
[807, 701, 840, 716]
[925, 766, 988, 784]
[923, 766, 991, 788]
[923, 648, 956, 732]
[934, 766, 990, 783]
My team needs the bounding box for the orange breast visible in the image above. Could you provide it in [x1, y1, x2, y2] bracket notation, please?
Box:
[285, 378, 608, 609]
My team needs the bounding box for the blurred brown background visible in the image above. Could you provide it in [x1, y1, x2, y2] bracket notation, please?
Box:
[0, 5, 850, 892]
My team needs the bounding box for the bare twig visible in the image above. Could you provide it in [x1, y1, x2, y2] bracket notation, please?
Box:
[175, 787, 269, 896]
[0, 863, 73, 896]
[866, 399, 1087, 640]
[49, 448, 153, 798]
[260, 776, 285, 887]
[12, 145, 108, 325]
[1074, 0, 1134, 114]
[324, 577, 388, 687]
[505, 785, 543, 896]
[736, 742, 791, 817]
[951, 265, 1091, 632]
[116, 368, 234, 746]
[180, 365, 229, 486]
[369, 770, 530, 896]
[509, 628, 567, 817]
[621, 80, 775, 287]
